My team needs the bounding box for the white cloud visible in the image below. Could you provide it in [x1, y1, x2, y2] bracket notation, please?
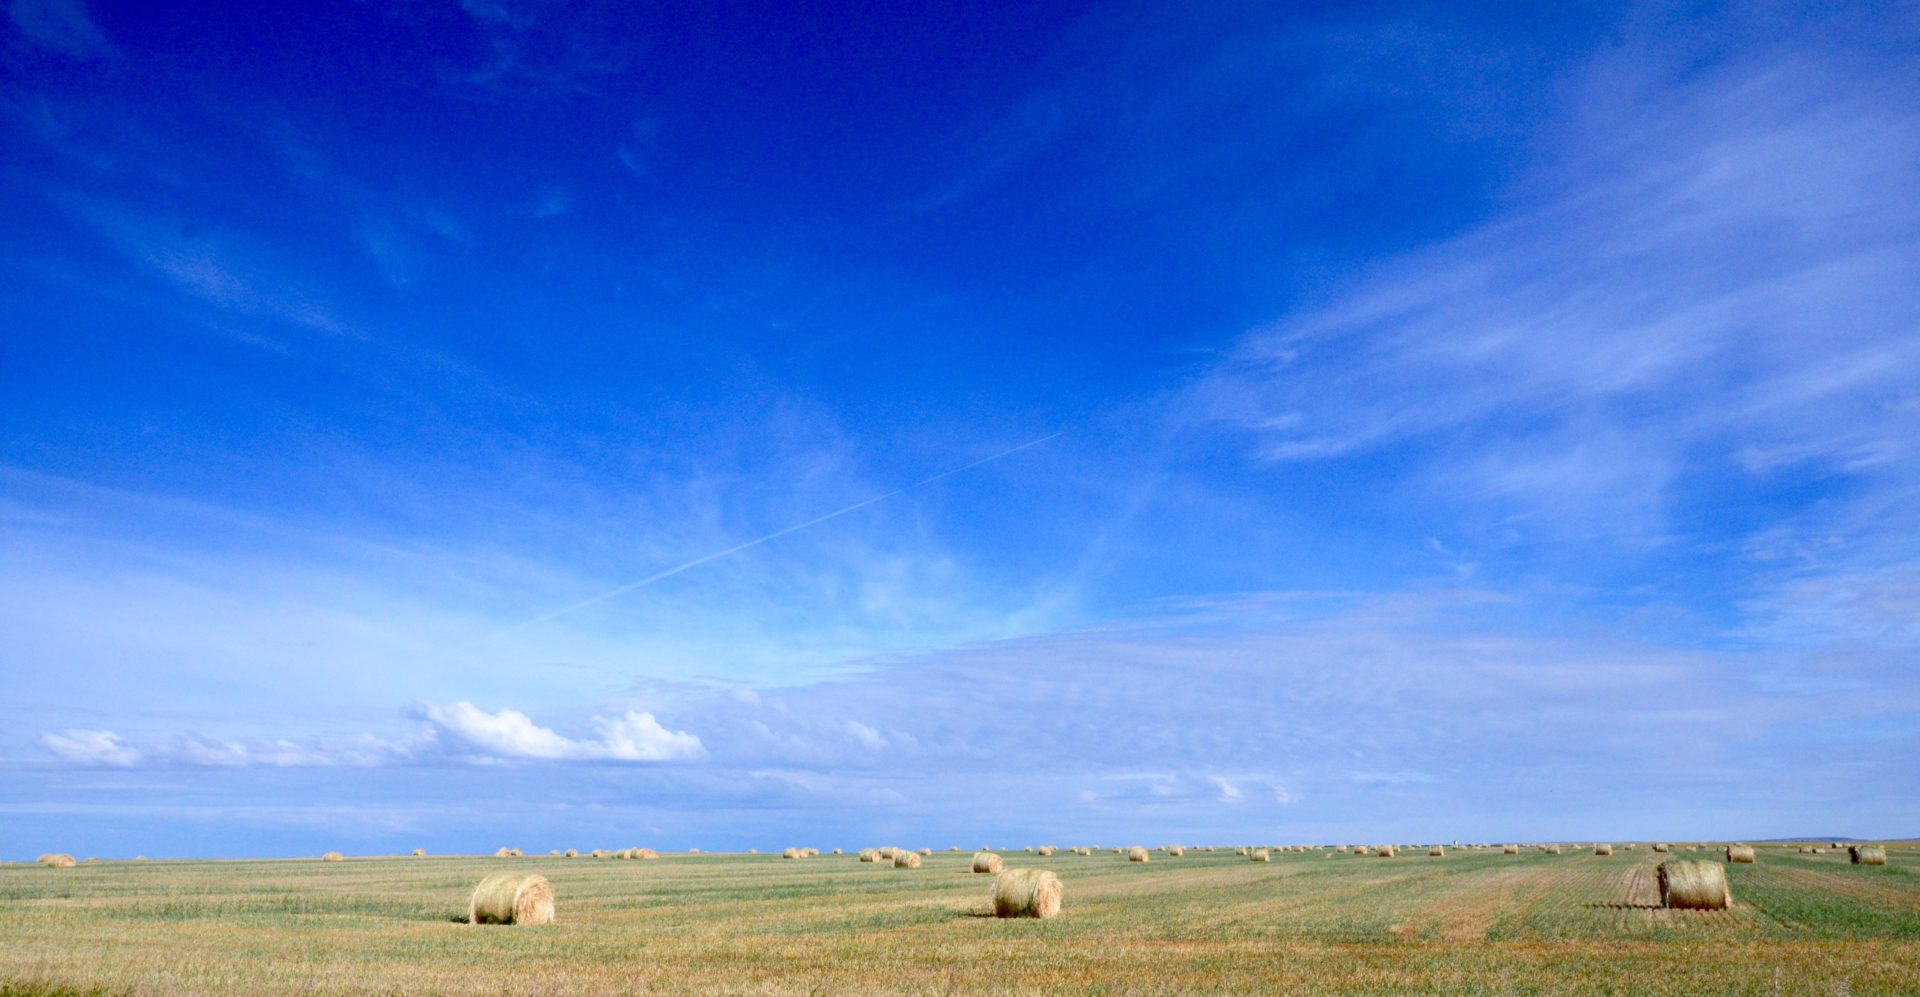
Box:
[842, 720, 886, 752]
[424, 701, 703, 762]
[1209, 776, 1244, 804]
[39, 729, 140, 766]
[593, 710, 706, 762]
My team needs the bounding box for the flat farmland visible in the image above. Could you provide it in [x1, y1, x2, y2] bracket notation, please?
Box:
[3, 844, 1916, 994]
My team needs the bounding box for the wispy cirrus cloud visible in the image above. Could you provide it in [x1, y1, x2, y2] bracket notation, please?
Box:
[1190, 53, 1920, 544]
[7, 0, 116, 60]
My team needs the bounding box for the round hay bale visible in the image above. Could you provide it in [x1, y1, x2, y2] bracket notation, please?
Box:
[1126, 846, 1149, 863]
[495, 847, 516, 858]
[1659, 860, 1730, 910]
[1594, 844, 1613, 856]
[877, 847, 899, 859]
[563, 849, 579, 858]
[992, 869, 1063, 919]
[1725, 844, 1755, 864]
[1351, 846, 1367, 855]
[321, 852, 344, 862]
[1249, 848, 1270, 862]
[412, 848, 427, 857]
[1376, 846, 1397, 858]
[858, 849, 880, 863]
[783, 848, 803, 859]
[1234, 846, 1247, 856]
[591, 849, 611, 859]
[919, 848, 933, 856]
[37, 854, 77, 868]
[1653, 843, 1670, 853]
[972, 851, 1003, 874]
[634, 848, 658, 860]
[893, 851, 922, 869]
[832, 848, 843, 855]
[1502, 844, 1520, 855]
[1429, 846, 1446, 858]
[468, 872, 554, 926]
[1850, 845, 1887, 865]
[1036, 846, 1056, 857]
[1544, 846, 1562, 855]
[1167, 845, 1185, 857]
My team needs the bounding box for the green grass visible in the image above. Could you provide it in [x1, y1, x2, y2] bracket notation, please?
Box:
[2, 844, 1916, 994]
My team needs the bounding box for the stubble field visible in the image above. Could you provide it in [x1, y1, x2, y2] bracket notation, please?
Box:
[2, 843, 1916, 994]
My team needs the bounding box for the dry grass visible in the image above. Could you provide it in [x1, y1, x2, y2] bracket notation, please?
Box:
[2, 845, 1915, 994]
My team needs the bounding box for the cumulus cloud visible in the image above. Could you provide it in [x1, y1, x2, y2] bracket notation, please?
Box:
[33, 703, 701, 768]
[38, 729, 141, 766]
[423, 701, 704, 762]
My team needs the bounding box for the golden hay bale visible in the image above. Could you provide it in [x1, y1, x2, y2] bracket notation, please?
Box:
[992, 869, 1063, 919]
[1036, 846, 1056, 857]
[1594, 844, 1613, 856]
[321, 852, 344, 862]
[893, 851, 922, 869]
[972, 851, 1003, 874]
[37, 854, 77, 868]
[135, 856, 148, 862]
[412, 848, 426, 857]
[468, 872, 554, 926]
[832, 848, 842, 855]
[1503, 845, 1520, 855]
[1167, 845, 1185, 857]
[1234, 846, 1247, 856]
[1653, 843, 1670, 853]
[919, 848, 933, 856]
[564, 849, 579, 858]
[1725, 844, 1755, 864]
[591, 849, 611, 859]
[1351, 846, 1366, 855]
[689, 848, 700, 853]
[877, 846, 899, 859]
[1850, 845, 1887, 865]
[495, 847, 516, 858]
[1126, 846, 1149, 863]
[1659, 860, 1730, 910]
[1376, 846, 1397, 858]
[858, 849, 879, 863]
[1544, 846, 1562, 855]
[783, 848, 803, 859]
[1249, 848, 1270, 862]
[1429, 847, 1446, 858]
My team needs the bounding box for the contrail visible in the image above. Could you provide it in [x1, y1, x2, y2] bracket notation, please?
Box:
[493, 432, 1063, 636]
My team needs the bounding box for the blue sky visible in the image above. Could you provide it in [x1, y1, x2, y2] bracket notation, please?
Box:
[3, 0, 1917, 858]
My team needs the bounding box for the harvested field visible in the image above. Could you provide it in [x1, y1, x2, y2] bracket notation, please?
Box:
[0, 844, 1914, 994]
